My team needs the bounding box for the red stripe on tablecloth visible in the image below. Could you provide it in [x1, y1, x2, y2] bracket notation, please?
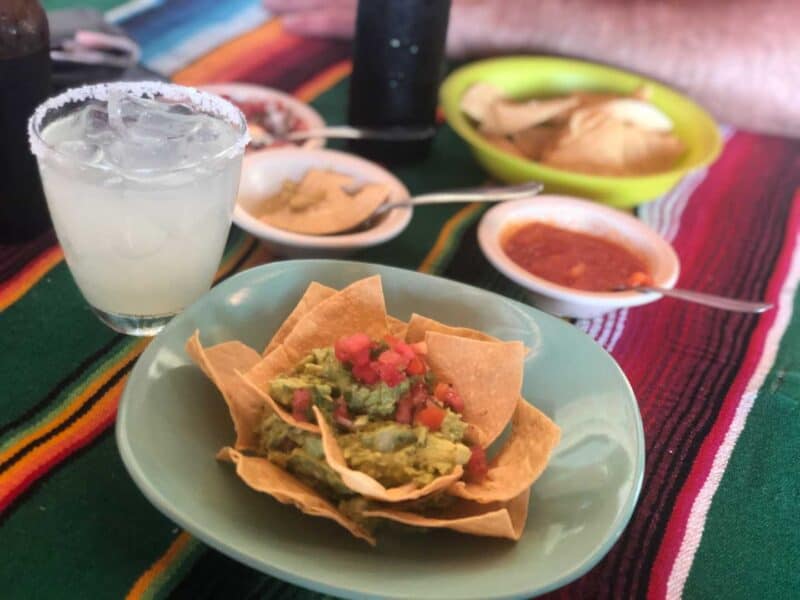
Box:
[541, 132, 800, 599]
[0, 373, 125, 514]
[216, 33, 302, 84]
[647, 185, 800, 598]
[0, 230, 57, 282]
[612, 133, 794, 598]
[239, 38, 351, 92]
[623, 133, 794, 598]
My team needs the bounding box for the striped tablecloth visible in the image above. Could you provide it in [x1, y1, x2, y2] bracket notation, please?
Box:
[3, 1, 798, 598]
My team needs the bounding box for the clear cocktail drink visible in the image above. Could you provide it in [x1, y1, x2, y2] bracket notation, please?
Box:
[28, 82, 248, 335]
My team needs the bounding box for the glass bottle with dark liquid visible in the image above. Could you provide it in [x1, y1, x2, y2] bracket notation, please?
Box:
[347, 0, 451, 164]
[0, 0, 51, 242]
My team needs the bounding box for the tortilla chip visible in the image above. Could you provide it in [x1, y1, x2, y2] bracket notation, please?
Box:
[448, 399, 561, 503]
[480, 96, 579, 136]
[632, 84, 652, 101]
[425, 332, 524, 447]
[313, 406, 464, 502]
[405, 313, 499, 344]
[279, 275, 390, 363]
[218, 447, 375, 545]
[364, 488, 530, 541]
[542, 109, 684, 176]
[263, 282, 336, 355]
[387, 315, 408, 339]
[482, 133, 528, 158]
[569, 90, 625, 110]
[599, 98, 673, 132]
[510, 125, 559, 160]
[460, 82, 506, 122]
[246, 343, 294, 389]
[258, 169, 390, 236]
[185, 332, 264, 450]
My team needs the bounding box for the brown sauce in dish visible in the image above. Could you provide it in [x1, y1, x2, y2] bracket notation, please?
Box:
[502, 222, 652, 291]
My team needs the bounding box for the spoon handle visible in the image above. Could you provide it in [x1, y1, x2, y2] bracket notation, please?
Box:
[637, 286, 773, 313]
[286, 125, 436, 142]
[375, 182, 544, 215]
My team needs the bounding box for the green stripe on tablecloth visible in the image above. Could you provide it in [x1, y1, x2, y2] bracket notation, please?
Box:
[0, 337, 133, 453]
[0, 433, 177, 598]
[684, 291, 800, 598]
[0, 262, 119, 423]
[43, 0, 129, 11]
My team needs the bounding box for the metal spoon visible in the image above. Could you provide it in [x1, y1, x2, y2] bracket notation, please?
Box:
[372, 182, 544, 217]
[250, 125, 436, 148]
[332, 181, 544, 235]
[618, 285, 773, 313]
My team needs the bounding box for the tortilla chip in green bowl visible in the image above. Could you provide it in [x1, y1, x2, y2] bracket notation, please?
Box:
[440, 56, 722, 207]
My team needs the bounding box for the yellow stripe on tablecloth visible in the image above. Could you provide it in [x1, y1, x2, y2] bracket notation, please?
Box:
[0, 245, 63, 312]
[126, 532, 195, 600]
[0, 339, 147, 465]
[294, 60, 352, 101]
[417, 203, 485, 274]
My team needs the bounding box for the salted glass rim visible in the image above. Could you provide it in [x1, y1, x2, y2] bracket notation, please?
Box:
[27, 81, 250, 174]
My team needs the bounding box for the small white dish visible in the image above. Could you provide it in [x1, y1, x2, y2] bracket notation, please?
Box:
[198, 82, 326, 150]
[235, 148, 412, 258]
[478, 195, 680, 318]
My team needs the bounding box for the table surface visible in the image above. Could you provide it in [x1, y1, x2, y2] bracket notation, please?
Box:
[3, 1, 798, 598]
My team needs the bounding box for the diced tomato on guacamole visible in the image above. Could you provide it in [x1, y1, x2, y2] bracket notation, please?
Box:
[261, 332, 485, 494]
[291, 388, 312, 422]
[415, 404, 446, 431]
[434, 382, 465, 413]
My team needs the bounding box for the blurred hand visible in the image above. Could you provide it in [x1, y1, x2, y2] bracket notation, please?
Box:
[264, 0, 358, 39]
[264, 0, 800, 137]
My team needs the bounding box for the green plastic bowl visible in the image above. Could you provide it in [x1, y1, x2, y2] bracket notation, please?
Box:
[440, 56, 722, 208]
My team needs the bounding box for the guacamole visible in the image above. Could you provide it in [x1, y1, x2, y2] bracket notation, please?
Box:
[258, 414, 352, 498]
[338, 422, 471, 487]
[257, 336, 474, 499]
[269, 346, 416, 419]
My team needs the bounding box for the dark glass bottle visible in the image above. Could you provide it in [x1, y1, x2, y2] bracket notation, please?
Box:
[0, 0, 51, 242]
[347, 0, 451, 164]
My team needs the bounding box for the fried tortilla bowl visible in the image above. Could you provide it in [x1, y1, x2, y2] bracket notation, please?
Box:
[185, 334, 263, 450]
[219, 447, 376, 545]
[364, 489, 531, 541]
[440, 56, 721, 207]
[186, 275, 560, 544]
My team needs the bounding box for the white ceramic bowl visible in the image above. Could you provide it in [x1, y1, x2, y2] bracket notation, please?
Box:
[198, 82, 326, 150]
[235, 148, 412, 258]
[478, 195, 680, 318]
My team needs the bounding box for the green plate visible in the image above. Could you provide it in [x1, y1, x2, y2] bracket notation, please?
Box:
[440, 56, 722, 207]
[117, 260, 644, 599]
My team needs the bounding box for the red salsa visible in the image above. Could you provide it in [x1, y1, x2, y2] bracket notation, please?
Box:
[502, 222, 652, 291]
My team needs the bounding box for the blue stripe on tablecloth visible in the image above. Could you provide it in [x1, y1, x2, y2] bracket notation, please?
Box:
[117, 0, 262, 65]
[106, 0, 164, 24]
[145, 3, 267, 75]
